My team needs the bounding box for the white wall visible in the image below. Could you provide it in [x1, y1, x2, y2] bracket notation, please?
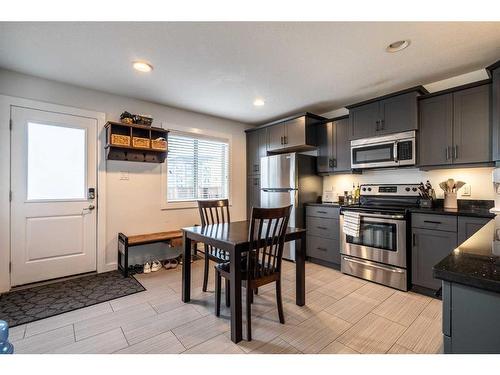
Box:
[0, 69, 251, 270]
[323, 167, 495, 201]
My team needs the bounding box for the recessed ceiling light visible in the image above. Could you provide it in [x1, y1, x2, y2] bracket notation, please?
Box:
[386, 40, 410, 53]
[253, 98, 265, 107]
[132, 61, 153, 72]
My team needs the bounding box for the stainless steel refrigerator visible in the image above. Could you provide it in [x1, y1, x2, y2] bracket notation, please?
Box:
[260, 153, 322, 261]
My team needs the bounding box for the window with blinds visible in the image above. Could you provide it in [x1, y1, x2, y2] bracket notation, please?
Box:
[167, 133, 229, 202]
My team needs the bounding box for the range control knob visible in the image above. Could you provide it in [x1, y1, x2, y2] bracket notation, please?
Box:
[405, 187, 410, 192]
[367, 187, 372, 192]
[362, 187, 366, 191]
[412, 187, 418, 192]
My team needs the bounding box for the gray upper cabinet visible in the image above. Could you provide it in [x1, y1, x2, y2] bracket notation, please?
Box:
[350, 102, 379, 139]
[267, 123, 286, 152]
[378, 92, 419, 135]
[246, 127, 267, 175]
[492, 67, 500, 161]
[316, 121, 334, 174]
[453, 85, 491, 164]
[317, 116, 351, 174]
[419, 94, 453, 166]
[418, 82, 491, 168]
[266, 113, 323, 152]
[349, 89, 422, 140]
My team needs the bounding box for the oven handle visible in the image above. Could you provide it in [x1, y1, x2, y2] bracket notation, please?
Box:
[342, 256, 405, 273]
[344, 211, 405, 220]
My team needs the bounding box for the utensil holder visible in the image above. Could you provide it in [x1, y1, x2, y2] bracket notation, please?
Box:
[444, 192, 457, 209]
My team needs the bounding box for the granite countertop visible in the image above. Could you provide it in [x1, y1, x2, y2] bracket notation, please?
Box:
[308, 199, 495, 218]
[434, 217, 500, 293]
[409, 199, 495, 218]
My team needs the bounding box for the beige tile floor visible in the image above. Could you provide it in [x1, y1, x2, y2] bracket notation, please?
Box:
[9, 259, 443, 354]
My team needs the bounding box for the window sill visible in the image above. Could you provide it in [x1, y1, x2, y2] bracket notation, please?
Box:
[161, 199, 232, 211]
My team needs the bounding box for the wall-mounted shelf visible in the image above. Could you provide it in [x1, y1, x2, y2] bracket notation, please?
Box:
[105, 121, 169, 163]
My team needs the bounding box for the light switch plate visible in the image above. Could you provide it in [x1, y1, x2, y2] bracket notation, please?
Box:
[120, 171, 129, 181]
[462, 184, 471, 196]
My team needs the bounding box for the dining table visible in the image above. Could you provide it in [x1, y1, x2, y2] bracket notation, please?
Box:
[181, 220, 306, 343]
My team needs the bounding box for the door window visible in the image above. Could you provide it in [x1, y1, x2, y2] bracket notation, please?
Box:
[27, 122, 87, 200]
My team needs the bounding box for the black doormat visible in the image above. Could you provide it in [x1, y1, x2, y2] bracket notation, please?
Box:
[0, 271, 145, 327]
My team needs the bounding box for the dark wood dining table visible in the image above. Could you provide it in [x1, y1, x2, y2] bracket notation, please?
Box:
[181, 220, 306, 343]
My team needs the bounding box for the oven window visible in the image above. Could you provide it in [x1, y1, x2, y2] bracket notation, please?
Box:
[346, 221, 397, 251]
[353, 143, 394, 164]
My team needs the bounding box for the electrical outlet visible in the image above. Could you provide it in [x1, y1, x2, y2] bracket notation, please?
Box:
[462, 184, 471, 196]
[120, 171, 129, 181]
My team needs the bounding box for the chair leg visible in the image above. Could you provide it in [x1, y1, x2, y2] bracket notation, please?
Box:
[246, 287, 252, 341]
[225, 279, 231, 307]
[276, 279, 285, 324]
[215, 270, 221, 317]
[202, 252, 209, 292]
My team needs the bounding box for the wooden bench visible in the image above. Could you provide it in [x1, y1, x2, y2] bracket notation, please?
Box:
[118, 230, 183, 277]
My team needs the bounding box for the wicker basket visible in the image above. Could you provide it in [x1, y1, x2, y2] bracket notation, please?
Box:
[151, 139, 167, 151]
[132, 137, 150, 149]
[111, 134, 130, 147]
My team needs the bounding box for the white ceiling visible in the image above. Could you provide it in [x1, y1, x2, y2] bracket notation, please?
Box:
[0, 22, 499, 124]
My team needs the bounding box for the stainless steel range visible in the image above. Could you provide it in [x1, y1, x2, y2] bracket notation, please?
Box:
[340, 184, 421, 291]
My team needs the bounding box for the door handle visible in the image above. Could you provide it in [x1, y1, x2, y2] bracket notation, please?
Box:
[343, 256, 405, 273]
[446, 147, 450, 160]
[82, 204, 95, 214]
[375, 120, 380, 131]
[380, 119, 384, 130]
[316, 226, 328, 230]
[453, 145, 458, 159]
[284, 136, 287, 144]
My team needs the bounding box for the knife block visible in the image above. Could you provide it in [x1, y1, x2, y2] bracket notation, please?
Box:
[444, 192, 458, 209]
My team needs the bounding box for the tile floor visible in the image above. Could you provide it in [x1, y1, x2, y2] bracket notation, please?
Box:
[9, 259, 443, 354]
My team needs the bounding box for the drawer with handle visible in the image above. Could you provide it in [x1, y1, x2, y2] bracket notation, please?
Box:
[306, 205, 340, 219]
[306, 217, 339, 240]
[412, 213, 457, 232]
[306, 235, 340, 264]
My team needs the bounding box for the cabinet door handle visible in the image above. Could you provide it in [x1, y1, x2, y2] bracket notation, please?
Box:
[316, 226, 327, 230]
[380, 119, 385, 130]
[317, 210, 328, 214]
[284, 136, 287, 144]
[445, 147, 450, 160]
[453, 145, 458, 159]
[316, 247, 327, 251]
[280, 136, 283, 145]
[412, 233, 416, 246]
[375, 120, 380, 131]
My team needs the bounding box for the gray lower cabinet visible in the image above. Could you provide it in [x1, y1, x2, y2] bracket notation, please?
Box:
[411, 214, 491, 291]
[457, 216, 491, 244]
[412, 226, 457, 290]
[306, 206, 340, 265]
[246, 175, 260, 219]
[442, 281, 500, 353]
[317, 116, 351, 174]
[418, 82, 491, 168]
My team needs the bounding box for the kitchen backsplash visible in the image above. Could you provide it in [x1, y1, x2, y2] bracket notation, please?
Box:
[322, 167, 495, 201]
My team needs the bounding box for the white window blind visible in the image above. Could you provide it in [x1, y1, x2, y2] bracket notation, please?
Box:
[167, 133, 229, 202]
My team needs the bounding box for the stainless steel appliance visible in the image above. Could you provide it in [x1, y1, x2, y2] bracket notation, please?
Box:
[340, 184, 421, 291]
[350, 131, 416, 169]
[260, 153, 321, 261]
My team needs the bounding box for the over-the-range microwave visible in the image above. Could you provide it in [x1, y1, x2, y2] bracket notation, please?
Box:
[350, 130, 416, 169]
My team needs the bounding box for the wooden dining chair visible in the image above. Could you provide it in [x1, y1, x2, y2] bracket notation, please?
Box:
[214, 205, 292, 341]
[197, 199, 232, 304]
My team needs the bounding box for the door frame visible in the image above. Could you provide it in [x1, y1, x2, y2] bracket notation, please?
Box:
[0, 95, 107, 292]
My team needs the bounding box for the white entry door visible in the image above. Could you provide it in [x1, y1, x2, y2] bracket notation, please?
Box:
[10, 106, 98, 286]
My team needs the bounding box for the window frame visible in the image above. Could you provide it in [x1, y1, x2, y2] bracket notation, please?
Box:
[161, 128, 232, 210]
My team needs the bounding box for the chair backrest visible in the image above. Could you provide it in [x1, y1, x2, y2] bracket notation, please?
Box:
[197, 199, 230, 226]
[247, 205, 292, 279]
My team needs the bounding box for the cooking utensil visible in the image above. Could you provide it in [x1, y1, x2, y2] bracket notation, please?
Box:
[455, 181, 466, 191]
[439, 182, 448, 192]
[447, 179, 455, 192]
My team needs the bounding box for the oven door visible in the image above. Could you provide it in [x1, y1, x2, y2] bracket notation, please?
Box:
[351, 140, 398, 169]
[340, 212, 406, 268]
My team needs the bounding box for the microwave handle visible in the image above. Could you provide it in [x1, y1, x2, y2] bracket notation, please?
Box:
[393, 141, 398, 162]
